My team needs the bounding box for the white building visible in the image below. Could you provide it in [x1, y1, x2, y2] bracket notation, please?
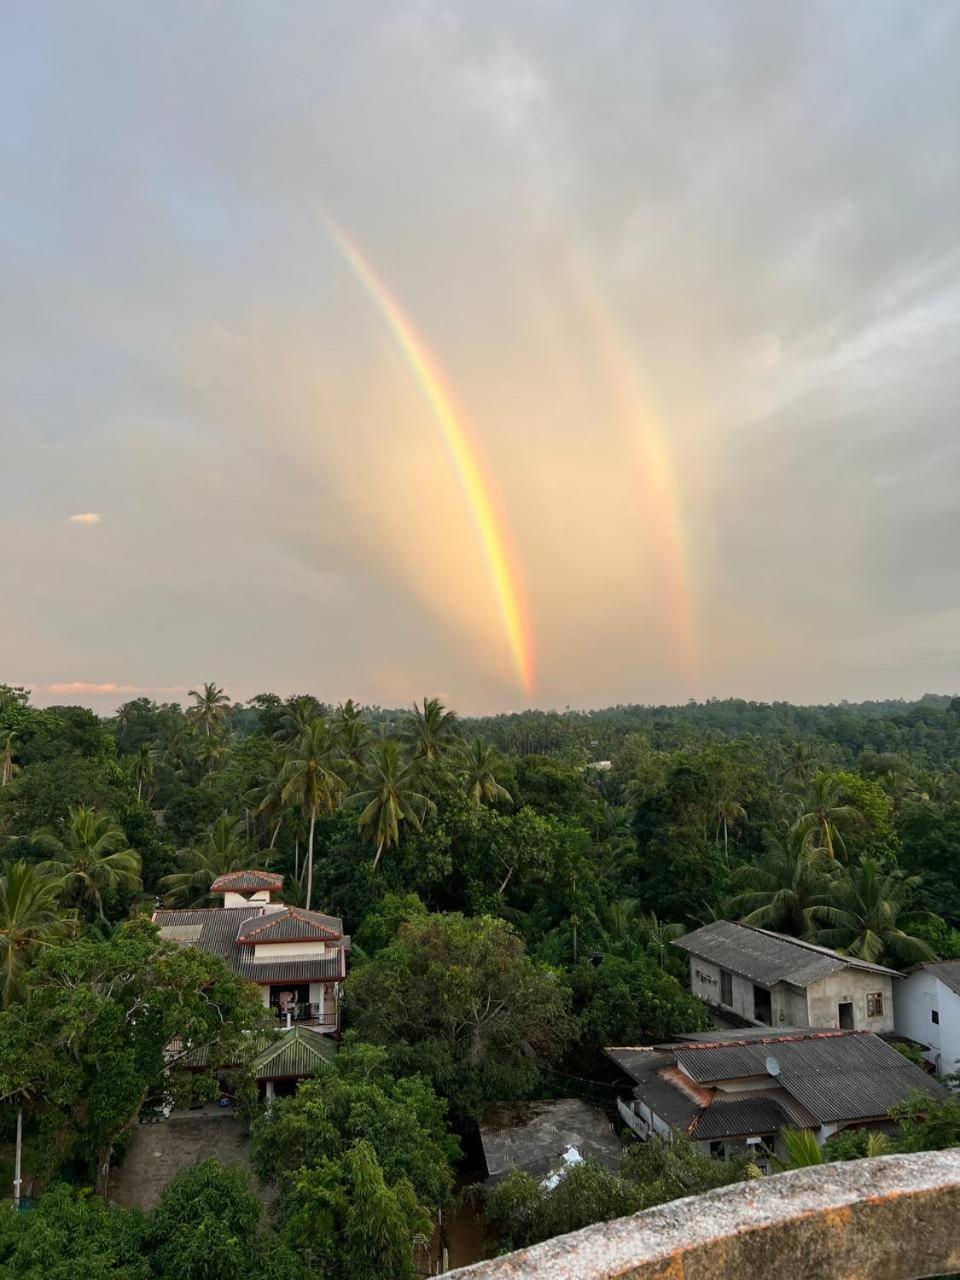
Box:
[894, 961, 960, 1077]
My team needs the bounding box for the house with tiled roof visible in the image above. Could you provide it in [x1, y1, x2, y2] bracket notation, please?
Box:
[153, 872, 348, 1035]
[607, 1028, 949, 1167]
[673, 920, 900, 1033]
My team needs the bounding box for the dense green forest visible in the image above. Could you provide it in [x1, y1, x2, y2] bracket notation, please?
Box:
[2, 681, 960, 1275]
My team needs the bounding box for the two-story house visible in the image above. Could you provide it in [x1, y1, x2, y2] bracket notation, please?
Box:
[893, 960, 960, 1076]
[153, 869, 348, 1033]
[673, 920, 899, 1032]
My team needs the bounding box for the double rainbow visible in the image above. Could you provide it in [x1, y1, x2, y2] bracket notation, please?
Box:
[326, 220, 536, 695]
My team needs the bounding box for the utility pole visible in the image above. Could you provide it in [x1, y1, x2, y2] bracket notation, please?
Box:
[13, 1106, 22, 1210]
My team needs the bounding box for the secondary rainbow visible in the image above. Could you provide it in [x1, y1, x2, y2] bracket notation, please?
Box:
[325, 219, 536, 694]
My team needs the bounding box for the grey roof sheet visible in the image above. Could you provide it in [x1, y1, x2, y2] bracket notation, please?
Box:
[689, 1095, 794, 1141]
[210, 870, 284, 892]
[674, 1031, 949, 1123]
[920, 961, 960, 997]
[673, 921, 899, 988]
[606, 1048, 700, 1130]
[236, 907, 342, 943]
[153, 907, 345, 985]
[480, 1100, 622, 1182]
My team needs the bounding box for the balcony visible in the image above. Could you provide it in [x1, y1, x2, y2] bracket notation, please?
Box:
[448, 1149, 960, 1279]
[274, 1002, 337, 1030]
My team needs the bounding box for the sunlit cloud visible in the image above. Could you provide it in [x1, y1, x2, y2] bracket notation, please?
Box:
[44, 682, 186, 696]
[68, 512, 102, 525]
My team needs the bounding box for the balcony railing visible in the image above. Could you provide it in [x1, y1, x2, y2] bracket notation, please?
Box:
[448, 1150, 960, 1279]
[274, 1003, 337, 1029]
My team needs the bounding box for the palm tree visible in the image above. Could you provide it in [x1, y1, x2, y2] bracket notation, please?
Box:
[638, 912, 686, 969]
[187, 682, 231, 739]
[795, 772, 861, 861]
[749, 1128, 889, 1178]
[159, 816, 251, 907]
[808, 858, 936, 967]
[279, 719, 346, 909]
[33, 807, 142, 918]
[335, 699, 371, 781]
[195, 735, 227, 776]
[781, 740, 816, 790]
[130, 743, 156, 804]
[715, 792, 746, 861]
[404, 697, 460, 762]
[274, 695, 325, 746]
[726, 826, 836, 937]
[598, 897, 645, 960]
[247, 748, 288, 850]
[461, 738, 513, 808]
[353, 740, 435, 869]
[1, 732, 19, 789]
[0, 862, 73, 1007]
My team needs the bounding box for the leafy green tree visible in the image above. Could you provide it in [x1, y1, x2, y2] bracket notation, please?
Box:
[619, 1134, 747, 1203]
[346, 912, 575, 1115]
[282, 1139, 430, 1280]
[187, 682, 231, 739]
[404, 697, 460, 762]
[353, 740, 434, 870]
[570, 954, 707, 1045]
[158, 815, 250, 907]
[251, 1041, 459, 1211]
[460, 738, 513, 808]
[0, 862, 73, 1008]
[32, 806, 141, 918]
[280, 718, 346, 908]
[0, 1182, 149, 1279]
[891, 1090, 960, 1151]
[809, 858, 936, 966]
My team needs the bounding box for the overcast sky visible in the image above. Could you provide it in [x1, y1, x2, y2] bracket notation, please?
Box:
[2, 2, 958, 714]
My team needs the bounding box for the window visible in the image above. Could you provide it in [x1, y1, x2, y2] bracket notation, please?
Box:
[866, 992, 884, 1018]
[932, 1010, 940, 1025]
[720, 970, 733, 1005]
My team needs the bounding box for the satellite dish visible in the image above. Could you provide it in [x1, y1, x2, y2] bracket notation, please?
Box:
[765, 1055, 781, 1078]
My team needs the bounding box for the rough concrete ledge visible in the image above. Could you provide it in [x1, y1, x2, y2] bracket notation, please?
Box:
[449, 1150, 960, 1280]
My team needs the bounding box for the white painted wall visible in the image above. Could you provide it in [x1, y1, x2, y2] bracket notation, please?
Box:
[894, 971, 960, 1075]
[252, 940, 332, 959]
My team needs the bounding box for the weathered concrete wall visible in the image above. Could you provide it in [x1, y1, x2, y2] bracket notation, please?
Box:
[448, 1150, 960, 1280]
[807, 970, 895, 1033]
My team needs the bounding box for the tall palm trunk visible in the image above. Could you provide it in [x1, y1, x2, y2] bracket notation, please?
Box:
[269, 816, 282, 849]
[373, 836, 385, 870]
[305, 803, 316, 911]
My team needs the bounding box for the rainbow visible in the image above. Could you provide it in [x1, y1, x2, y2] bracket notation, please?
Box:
[569, 255, 696, 672]
[325, 219, 536, 694]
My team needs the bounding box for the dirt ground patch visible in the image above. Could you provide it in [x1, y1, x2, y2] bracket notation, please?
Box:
[109, 1113, 274, 1211]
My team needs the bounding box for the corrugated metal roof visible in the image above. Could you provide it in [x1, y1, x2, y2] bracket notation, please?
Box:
[210, 870, 284, 892]
[153, 907, 346, 985]
[606, 1049, 701, 1130]
[253, 1026, 338, 1080]
[673, 921, 899, 988]
[919, 961, 960, 997]
[236, 907, 342, 944]
[689, 1095, 793, 1140]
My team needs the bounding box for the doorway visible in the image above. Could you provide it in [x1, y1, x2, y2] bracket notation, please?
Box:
[838, 1001, 854, 1029]
[753, 985, 772, 1025]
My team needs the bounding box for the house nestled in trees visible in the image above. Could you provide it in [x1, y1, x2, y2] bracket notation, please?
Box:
[607, 1028, 949, 1165]
[673, 920, 899, 1033]
[153, 870, 349, 1035]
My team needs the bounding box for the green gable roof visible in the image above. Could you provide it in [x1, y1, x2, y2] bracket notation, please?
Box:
[253, 1026, 338, 1080]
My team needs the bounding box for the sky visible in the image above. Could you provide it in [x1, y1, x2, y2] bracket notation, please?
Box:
[2, 1, 959, 715]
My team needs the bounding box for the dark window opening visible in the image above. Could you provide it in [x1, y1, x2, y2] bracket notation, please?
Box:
[753, 985, 772, 1025]
[932, 1009, 940, 1025]
[866, 992, 884, 1018]
[838, 1001, 854, 1030]
[720, 970, 733, 1005]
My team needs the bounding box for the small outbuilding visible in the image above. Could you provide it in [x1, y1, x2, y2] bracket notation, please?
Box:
[479, 1098, 622, 1186]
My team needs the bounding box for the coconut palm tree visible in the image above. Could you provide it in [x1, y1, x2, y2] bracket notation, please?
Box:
[460, 738, 513, 808]
[0, 862, 73, 1007]
[638, 912, 687, 969]
[335, 699, 372, 781]
[715, 791, 746, 861]
[159, 815, 251, 907]
[795, 772, 862, 861]
[130, 743, 156, 804]
[187, 682, 231, 739]
[353, 740, 435, 869]
[274, 695, 325, 746]
[726, 826, 837, 937]
[279, 719, 346, 909]
[1, 732, 19, 789]
[247, 748, 288, 850]
[33, 807, 141, 918]
[597, 897, 645, 960]
[404, 697, 460, 762]
[808, 858, 936, 967]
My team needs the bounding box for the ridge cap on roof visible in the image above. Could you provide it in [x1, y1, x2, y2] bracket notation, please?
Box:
[672, 1029, 857, 1053]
